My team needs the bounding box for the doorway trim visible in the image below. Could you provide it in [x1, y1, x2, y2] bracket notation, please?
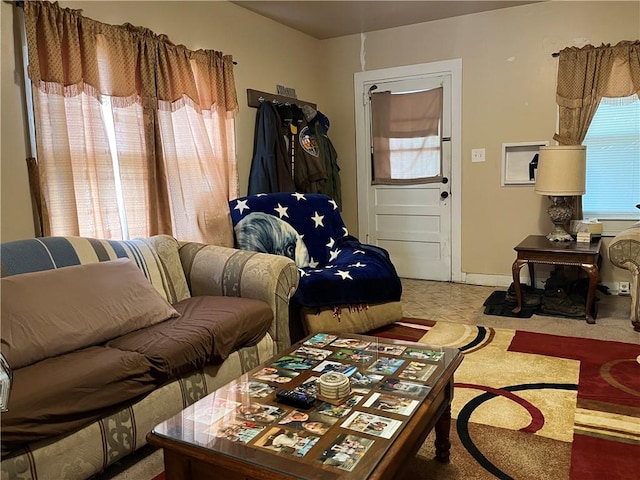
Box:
[354, 58, 463, 282]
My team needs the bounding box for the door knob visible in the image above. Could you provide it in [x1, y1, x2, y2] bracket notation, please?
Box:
[440, 191, 449, 199]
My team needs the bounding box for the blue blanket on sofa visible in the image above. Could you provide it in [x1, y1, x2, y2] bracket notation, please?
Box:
[229, 193, 402, 308]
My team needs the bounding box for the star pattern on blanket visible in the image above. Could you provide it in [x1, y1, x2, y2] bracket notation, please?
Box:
[234, 199, 249, 214]
[329, 249, 342, 262]
[274, 203, 289, 218]
[326, 237, 335, 249]
[335, 270, 353, 280]
[292, 192, 307, 201]
[311, 211, 325, 227]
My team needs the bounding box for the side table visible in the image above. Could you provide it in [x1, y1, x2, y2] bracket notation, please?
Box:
[511, 235, 602, 324]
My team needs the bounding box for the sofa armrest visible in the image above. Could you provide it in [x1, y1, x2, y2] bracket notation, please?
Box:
[178, 242, 299, 352]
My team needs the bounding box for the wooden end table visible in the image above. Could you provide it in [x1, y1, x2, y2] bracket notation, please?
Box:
[511, 235, 602, 324]
[147, 332, 463, 480]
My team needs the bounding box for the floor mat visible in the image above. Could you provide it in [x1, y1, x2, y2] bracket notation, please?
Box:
[482, 290, 537, 318]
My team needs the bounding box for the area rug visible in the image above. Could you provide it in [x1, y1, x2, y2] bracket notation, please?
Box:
[151, 318, 639, 480]
[371, 318, 640, 480]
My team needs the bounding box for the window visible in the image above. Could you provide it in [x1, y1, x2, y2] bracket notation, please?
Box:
[582, 95, 640, 221]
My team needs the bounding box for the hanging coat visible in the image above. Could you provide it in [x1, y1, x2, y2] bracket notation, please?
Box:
[248, 102, 295, 195]
[290, 105, 327, 193]
[312, 115, 342, 209]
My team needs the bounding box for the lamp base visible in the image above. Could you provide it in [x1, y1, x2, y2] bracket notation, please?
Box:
[546, 196, 574, 242]
[546, 225, 573, 242]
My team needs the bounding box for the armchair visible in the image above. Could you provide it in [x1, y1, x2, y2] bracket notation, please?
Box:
[230, 193, 403, 337]
[609, 220, 640, 331]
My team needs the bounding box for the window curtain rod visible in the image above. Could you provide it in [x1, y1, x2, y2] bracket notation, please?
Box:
[13, 1, 237, 64]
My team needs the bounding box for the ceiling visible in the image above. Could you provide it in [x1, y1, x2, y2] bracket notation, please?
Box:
[231, 1, 542, 40]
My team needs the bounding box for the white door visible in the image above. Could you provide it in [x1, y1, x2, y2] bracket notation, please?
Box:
[355, 62, 460, 281]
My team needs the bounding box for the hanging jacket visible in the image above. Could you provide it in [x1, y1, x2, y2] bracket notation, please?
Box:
[290, 105, 327, 193]
[248, 102, 295, 195]
[312, 115, 342, 209]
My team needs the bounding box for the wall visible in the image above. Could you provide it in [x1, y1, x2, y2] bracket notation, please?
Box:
[320, 0, 640, 286]
[0, 0, 326, 241]
[1, 2, 34, 240]
[2, 1, 638, 287]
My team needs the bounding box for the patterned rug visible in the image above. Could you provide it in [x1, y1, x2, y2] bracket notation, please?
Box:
[152, 318, 640, 480]
[369, 318, 640, 480]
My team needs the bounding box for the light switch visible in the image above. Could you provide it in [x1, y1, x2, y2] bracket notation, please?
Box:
[471, 148, 485, 163]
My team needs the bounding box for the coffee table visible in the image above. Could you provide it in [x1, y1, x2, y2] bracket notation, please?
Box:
[147, 332, 463, 480]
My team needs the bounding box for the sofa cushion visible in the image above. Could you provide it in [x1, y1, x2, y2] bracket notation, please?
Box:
[0, 235, 191, 304]
[107, 296, 273, 380]
[1, 258, 180, 369]
[1, 346, 155, 455]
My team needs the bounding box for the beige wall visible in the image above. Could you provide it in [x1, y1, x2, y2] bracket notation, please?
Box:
[1, 1, 638, 287]
[320, 0, 640, 286]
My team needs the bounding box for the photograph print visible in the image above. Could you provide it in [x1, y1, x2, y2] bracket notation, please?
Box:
[363, 392, 419, 416]
[206, 418, 265, 444]
[330, 338, 372, 350]
[341, 411, 402, 439]
[364, 344, 407, 356]
[398, 361, 438, 382]
[304, 333, 338, 348]
[278, 409, 337, 435]
[366, 357, 405, 375]
[312, 360, 358, 377]
[315, 394, 364, 418]
[291, 345, 333, 361]
[349, 371, 384, 394]
[317, 433, 375, 472]
[293, 375, 320, 397]
[229, 381, 275, 398]
[252, 367, 299, 384]
[272, 355, 316, 371]
[184, 397, 239, 425]
[330, 349, 375, 364]
[402, 347, 445, 361]
[378, 378, 431, 398]
[234, 403, 287, 424]
[254, 427, 320, 457]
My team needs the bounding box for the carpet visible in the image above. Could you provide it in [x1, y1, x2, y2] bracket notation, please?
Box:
[152, 318, 640, 480]
[371, 318, 640, 480]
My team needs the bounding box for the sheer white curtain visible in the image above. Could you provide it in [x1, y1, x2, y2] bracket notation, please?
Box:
[25, 1, 239, 244]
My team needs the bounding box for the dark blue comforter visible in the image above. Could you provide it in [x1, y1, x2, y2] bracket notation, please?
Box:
[229, 192, 402, 308]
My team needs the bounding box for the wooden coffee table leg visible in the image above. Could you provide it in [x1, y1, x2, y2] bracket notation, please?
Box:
[434, 404, 452, 463]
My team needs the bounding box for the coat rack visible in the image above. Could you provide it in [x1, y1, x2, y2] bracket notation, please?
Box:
[246, 89, 317, 110]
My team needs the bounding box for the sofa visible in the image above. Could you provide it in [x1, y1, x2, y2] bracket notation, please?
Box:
[609, 221, 640, 331]
[0, 234, 299, 480]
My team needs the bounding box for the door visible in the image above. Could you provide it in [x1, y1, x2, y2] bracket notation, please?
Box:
[355, 66, 456, 281]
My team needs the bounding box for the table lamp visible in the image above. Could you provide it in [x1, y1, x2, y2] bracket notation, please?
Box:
[534, 145, 586, 242]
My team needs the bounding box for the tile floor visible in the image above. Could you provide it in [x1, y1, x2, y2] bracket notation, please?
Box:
[401, 279, 638, 344]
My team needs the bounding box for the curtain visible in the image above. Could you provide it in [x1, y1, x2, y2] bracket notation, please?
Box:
[371, 87, 443, 185]
[24, 1, 239, 245]
[554, 40, 640, 218]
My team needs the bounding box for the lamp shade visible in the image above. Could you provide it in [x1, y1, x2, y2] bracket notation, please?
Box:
[534, 145, 586, 196]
